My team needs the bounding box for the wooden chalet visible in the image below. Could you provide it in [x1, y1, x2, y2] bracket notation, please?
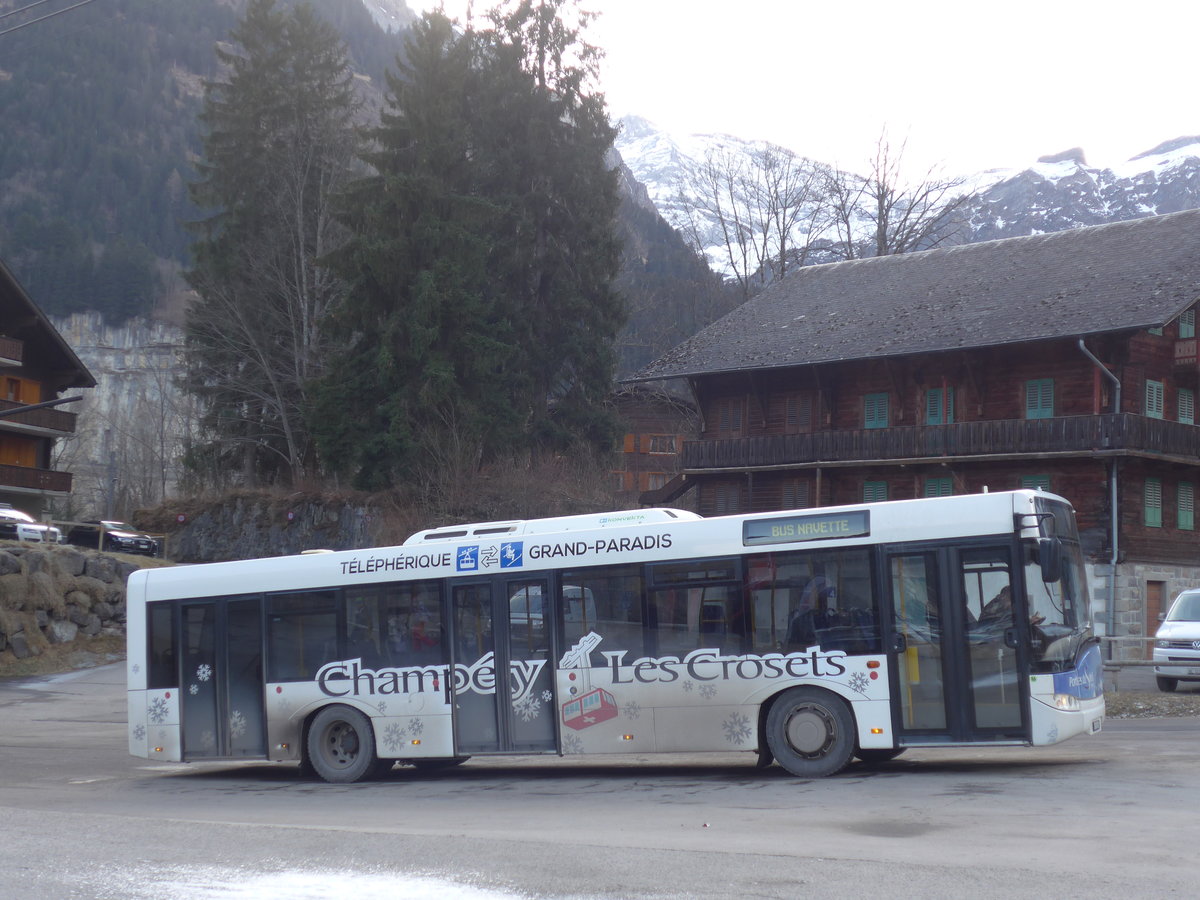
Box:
[610, 385, 698, 508]
[628, 207, 1200, 651]
[0, 260, 95, 517]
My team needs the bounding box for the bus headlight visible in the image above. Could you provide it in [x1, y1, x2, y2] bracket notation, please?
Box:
[1053, 693, 1080, 711]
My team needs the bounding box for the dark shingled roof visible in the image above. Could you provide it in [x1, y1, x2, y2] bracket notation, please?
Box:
[628, 208, 1200, 382]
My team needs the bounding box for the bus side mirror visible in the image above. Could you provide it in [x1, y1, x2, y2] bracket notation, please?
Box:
[1038, 537, 1062, 583]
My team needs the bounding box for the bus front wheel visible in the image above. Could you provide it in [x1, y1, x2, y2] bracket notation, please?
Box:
[306, 705, 380, 783]
[765, 687, 855, 778]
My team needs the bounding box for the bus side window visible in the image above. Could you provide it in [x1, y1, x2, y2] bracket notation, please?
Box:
[147, 601, 176, 689]
[560, 565, 643, 665]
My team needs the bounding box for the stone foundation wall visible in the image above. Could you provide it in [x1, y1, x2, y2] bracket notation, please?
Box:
[0, 543, 139, 663]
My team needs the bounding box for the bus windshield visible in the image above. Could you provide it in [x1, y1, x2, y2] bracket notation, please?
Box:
[1024, 538, 1092, 672]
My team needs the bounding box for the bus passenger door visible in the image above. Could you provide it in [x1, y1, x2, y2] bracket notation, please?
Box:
[885, 546, 1028, 743]
[451, 578, 557, 754]
[179, 597, 266, 760]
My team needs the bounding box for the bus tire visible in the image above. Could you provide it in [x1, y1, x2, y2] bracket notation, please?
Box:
[765, 687, 855, 778]
[307, 705, 379, 784]
[855, 747, 906, 764]
[1157, 676, 1179, 693]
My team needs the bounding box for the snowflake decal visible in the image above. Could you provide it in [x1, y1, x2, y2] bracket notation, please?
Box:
[200, 730, 216, 751]
[148, 696, 169, 724]
[196, 663, 212, 682]
[132, 724, 146, 741]
[1046, 724, 1059, 743]
[131, 663, 140, 675]
[849, 672, 869, 695]
[189, 684, 198, 695]
[562, 733, 584, 754]
[409, 717, 424, 736]
[623, 700, 642, 720]
[229, 710, 246, 738]
[682, 680, 695, 693]
[377, 701, 388, 715]
[383, 722, 407, 751]
[276, 697, 294, 716]
[699, 683, 718, 700]
[542, 690, 553, 702]
[722, 712, 752, 745]
[514, 694, 542, 721]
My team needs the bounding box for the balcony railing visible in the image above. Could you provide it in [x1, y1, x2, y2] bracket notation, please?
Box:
[682, 414, 1200, 471]
[0, 335, 22, 364]
[0, 399, 77, 434]
[0, 464, 71, 493]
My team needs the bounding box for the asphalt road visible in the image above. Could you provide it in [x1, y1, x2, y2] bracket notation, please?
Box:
[1, 663, 1197, 899]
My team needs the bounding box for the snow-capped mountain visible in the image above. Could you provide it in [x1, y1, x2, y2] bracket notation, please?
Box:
[614, 115, 1200, 272]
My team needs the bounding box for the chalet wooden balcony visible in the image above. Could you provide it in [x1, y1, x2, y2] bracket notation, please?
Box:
[0, 335, 22, 365]
[0, 464, 71, 494]
[0, 398, 77, 435]
[681, 414, 1200, 472]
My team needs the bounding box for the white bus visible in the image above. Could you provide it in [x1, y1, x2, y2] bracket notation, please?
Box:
[126, 490, 1104, 782]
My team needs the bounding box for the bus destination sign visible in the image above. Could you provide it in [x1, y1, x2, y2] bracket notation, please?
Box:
[742, 510, 870, 546]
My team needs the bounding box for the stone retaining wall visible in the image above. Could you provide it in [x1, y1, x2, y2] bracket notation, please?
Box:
[0, 543, 139, 663]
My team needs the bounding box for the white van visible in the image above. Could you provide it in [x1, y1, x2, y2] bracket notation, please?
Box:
[509, 584, 597, 638]
[1152, 589, 1200, 692]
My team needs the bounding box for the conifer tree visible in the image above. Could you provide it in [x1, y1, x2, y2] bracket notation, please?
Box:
[315, 1, 623, 489]
[184, 0, 360, 487]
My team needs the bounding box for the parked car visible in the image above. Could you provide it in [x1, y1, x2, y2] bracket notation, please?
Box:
[1152, 588, 1200, 692]
[66, 520, 159, 556]
[0, 504, 61, 544]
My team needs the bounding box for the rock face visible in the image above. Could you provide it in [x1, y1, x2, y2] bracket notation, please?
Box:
[0, 543, 136, 664]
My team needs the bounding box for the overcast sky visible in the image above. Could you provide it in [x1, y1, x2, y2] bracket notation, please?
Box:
[418, 0, 1199, 176]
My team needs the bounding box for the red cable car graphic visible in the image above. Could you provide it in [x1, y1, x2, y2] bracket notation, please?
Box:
[562, 687, 618, 731]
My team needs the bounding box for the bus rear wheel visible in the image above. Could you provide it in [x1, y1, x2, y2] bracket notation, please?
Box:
[307, 705, 379, 783]
[765, 687, 854, 778]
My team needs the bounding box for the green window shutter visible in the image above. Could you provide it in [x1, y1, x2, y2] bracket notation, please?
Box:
[1021, 475, 1050, 491]
[925, 387, 953, 425]
[1025, 379, 1053, 419]
[1145, 478, 1163, 527]
[924, 477, 953, 497]
[1181, 309, 1196, 339]
[864, 480, 888, 502]
[1148, 326, 1163, 335]
[1179, 482, 1195, 530]
[864, 392, 889, 429]
[1179, 388, 1195, 425]
[1145, 380, 1164, 419]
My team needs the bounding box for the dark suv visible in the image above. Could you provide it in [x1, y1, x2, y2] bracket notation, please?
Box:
[67, 520, 159, 556]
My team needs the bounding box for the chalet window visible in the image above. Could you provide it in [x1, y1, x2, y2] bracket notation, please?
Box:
[716, 398, 743, 434]
[647, 472, 669, 491]
[1144, 380, 1164, 419]
[1024, 379, 1054, 420]
[1148, 326, 1163, 335]
[1021, 475, 1050, 491]
[863, 393, 889, 429]
[786, 394, 812, 431]
[1181, 309, 1196, 339]
[1178, 387, 1195, 425]
[1144, 478, 1163, 528]
[714, 482, 743, 514]
[780, 478, 810, 510]
[612, 471, 630, 492]
[925, 387, 955, 425]
[647, 435, 677, 454]
[924, 477, 953, 497]
[863, 480, 888, 502]
[1179, 482, 1195, 531]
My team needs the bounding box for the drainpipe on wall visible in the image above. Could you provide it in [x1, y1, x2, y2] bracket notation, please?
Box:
[1077, 339, 1121, 641]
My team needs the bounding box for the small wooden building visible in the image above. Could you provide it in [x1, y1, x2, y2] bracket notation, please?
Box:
[0, 260, 95, 517]
[610, 385, 698, 508]
[629, 208, 1200, 652]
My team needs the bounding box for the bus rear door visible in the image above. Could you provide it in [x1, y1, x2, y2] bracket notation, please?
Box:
[451, 577, 557, 754]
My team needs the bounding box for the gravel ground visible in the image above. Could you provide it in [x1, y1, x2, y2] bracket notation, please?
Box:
[1103, 689, 1200, 718]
